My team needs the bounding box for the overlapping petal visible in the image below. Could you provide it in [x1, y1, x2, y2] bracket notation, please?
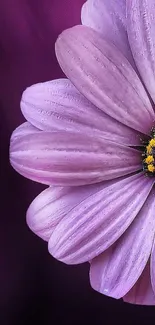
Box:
[10, 123, 141, 186]
[48, 173, 154, 264]
[12, 121, 40, 138]
[81, 0, 134, 65]
[150, 240, 155, 294]
[127, 0, 155, 104]
[26, 181, 113, 241]
[21, 78, 143, 146]
[90, 189, 155, 298]
[123, 263, 155, 305]
[56, 25, 155, 135]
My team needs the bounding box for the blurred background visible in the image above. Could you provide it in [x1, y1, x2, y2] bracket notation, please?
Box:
[0, 0, 155, 324]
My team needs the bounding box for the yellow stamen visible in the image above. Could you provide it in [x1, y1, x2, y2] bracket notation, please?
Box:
[146, 139, 155, 154]
[143, 129, 155, 175]
[148, 164, 155, 173]
[149, 139, 155, 147]
[146, 144, 152, 154]
[145, 155, 154, 164]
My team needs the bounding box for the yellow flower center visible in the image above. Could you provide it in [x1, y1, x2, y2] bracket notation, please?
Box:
[143, 135, 155, 175]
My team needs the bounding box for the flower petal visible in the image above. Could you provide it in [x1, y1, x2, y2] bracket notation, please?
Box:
[12, 122, 40, 138]
[123, 263, 155, 305]
[48, 173, 154, 264]
[27, 181, 113, 241]
[21, 79, 143, 146]
[150, 239, 155, 294]
[127, 0, 155, 104]
[90, 189, 155, 298]
[81, 0, 134, 65]
[10, 125, 141, 186]
[56, 25, 155, 135]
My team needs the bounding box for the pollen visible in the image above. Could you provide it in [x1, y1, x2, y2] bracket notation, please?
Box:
[149, 139, 155, 147]
[146, 144, 152, 155]
[143, 132, 155, 175]
[145, 155, 154, 164]
[148, 164, 155, 173]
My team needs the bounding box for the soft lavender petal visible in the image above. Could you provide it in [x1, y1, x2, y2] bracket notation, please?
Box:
[81, 0, 134, 65]
[90, 189, 155, 298]
[27, 181, 114, 241]
[48, 173, 154, 264]
[12, 122, 40, 138]
[150, 239, 155, 295]
[10, 124, 141, 186]
[21, 79, 143, 146]
[127, 0, 155, 104]
[123, 263, 155, 305]
[56, 25, 155, 135]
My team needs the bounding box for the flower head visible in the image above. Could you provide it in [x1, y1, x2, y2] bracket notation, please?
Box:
[9, 0, 155, 305]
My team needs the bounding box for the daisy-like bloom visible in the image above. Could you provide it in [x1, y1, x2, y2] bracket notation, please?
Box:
[9, 0, 155, 305]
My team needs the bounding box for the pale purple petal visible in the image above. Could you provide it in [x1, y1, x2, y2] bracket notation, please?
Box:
[127, 0, 155, 104]
[123, 263, 155, 305]
[56, 25, 155, 135]
[48, 173, 154, 264]
[150, 239, 155, 294]
[27, 181, 114, 241]
[81, 0, 134, 65]
[90, 189, 155, 298]
[12, 122, 40, 138]
[10, 124, 141, 186]
[21, 79, 143, 146]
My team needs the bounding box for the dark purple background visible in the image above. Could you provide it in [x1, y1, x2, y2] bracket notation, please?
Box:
[0, 1, 155, 324]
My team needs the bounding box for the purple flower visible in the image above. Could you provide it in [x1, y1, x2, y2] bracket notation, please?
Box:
[9, 0, 155, 305]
